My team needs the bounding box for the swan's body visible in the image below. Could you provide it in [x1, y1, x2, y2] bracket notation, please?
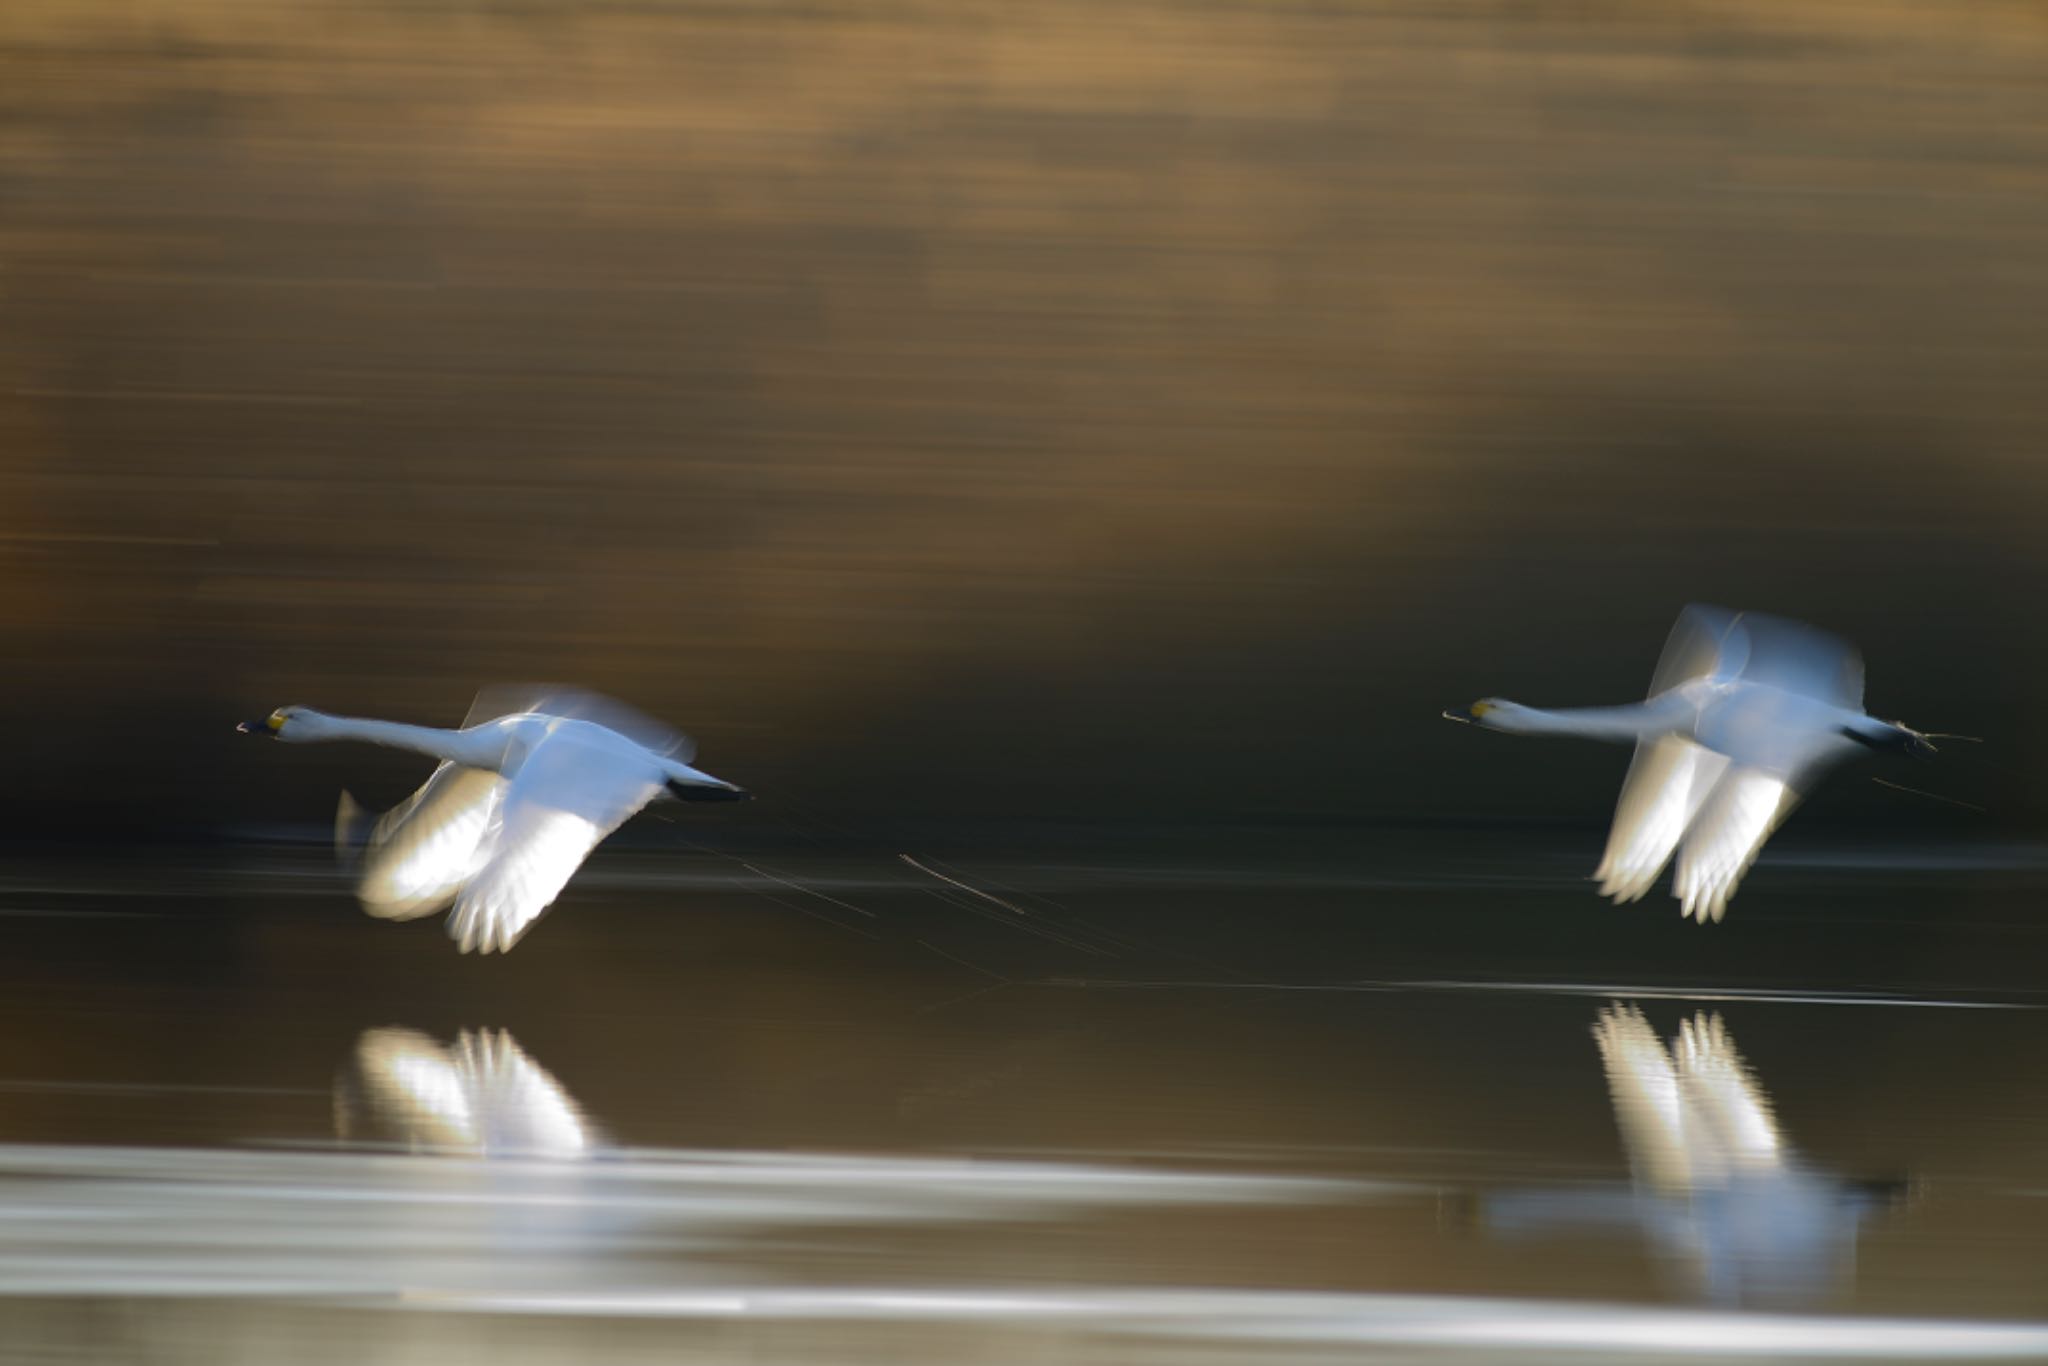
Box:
[1450, 605, 1931, 921]
[1481, 1006, 1905, 1306]
[243, 687, 746, 953]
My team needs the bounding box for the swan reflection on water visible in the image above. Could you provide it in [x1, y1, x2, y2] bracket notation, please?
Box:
[1481, 1004, 1909, 1307]
[334, 1026, 597, 1157]
[0, 1017, 2025, 1358]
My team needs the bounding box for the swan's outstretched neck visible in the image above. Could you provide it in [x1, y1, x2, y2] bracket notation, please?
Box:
[295, 714, 496, 767]
[1458, 698, 1676, 743]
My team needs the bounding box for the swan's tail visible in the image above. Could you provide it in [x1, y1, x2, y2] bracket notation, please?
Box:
[662, 761, 750, 802]
[335, 790, 375, 870]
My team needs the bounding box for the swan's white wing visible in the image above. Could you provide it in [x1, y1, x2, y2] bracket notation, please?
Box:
[1648, 604, 1752, 697]
[1724, 612, 1864, 712]
[1671, 768, 1802, 922]
[446, 730, 666, 954]
[1596, 736, 1731, 903]
[351, 764, 508, 920]
[465, 684, 697, 763]
[448, 1028, 595, 1155]
[1649, 605, 1863, 711]
[1593, 1004, 1695, 1194]
[1672, 1013, 1782, 1174]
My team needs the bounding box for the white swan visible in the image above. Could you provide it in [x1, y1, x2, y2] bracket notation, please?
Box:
[1449, 605, 1932, 921]
[241, 686, 747, 953]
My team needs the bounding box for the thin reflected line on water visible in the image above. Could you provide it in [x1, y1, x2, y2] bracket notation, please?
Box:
[371, 1286, 2048, 1358]
[899, 856, 1037, 921]
[0, 1081, 325, 1097]
[1044, 978, 1398, 995]
[912, 939, 1009, 983]
[736, 862, 877, 918]
[1870, 777, 1988, 813]
[720, 874, 882, 942]
[1380, 980, 2048, 1009]
[900, 855, 1120, 958]
[1037, 978, 2044, 1008]
[908, 854, 1078, 920]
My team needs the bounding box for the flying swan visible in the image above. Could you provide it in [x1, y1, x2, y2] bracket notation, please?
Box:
[1448, 605, 1933, 921]
[241, 686, 747, 953]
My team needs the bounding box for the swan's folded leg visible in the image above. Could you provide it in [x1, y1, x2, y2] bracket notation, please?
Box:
[335, 790, 371, 871]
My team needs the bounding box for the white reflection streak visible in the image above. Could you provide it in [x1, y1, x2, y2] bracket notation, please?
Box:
[0, 1136, 2033, 1358]
[1390, 980, 2044, 1009]
[1484, 1006, 1900, 1307]
[340, 1027, 594, 1157]
[1599, 1005, 1787, 1190]
[399, 1287, 2048, 1358]
[0, 1142, 1363, 1302]
[1672, 1013, 1781, 1167]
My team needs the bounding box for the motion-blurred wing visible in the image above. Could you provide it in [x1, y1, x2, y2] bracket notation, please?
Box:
[1671, 1013, 1782, 1175]
[1593, 1004, 1694, 1194]
[1723, 612, 1865, 712]
[1652, 605, 1863, 711]
[465, 684, 697, 763]
[1647, 604, 1751, 697]
[447, 1028, 595, 1155]
[350, 764, 507, 920]
[1671, 768, 1801, 922]
[1596, 736, 1731, 903]
[445, 730, 666, 954]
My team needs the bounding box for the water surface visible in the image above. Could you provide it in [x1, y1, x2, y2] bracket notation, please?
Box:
[0, 842, 2041, 1363]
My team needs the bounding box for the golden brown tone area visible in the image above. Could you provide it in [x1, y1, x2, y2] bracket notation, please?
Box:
[2, 1, 2044, 830]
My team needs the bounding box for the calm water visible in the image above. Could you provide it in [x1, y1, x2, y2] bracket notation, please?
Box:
[0, 840, 2043, 1363]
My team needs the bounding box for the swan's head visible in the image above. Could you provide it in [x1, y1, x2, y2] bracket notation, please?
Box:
[1443, 698, 1538, 733]
[238, 705, 329, 742]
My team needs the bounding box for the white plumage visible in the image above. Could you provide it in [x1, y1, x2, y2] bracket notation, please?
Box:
[1450, 605, 1932, 921]
[1480, 1004, 1908, 1307]
[338, 1026, 594, 1155]
[1595, 1004, 1783, 1194]
[244, 687, 747, 953]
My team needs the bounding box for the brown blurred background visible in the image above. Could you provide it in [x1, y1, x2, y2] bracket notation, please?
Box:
[1, 0, 2043, 840]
